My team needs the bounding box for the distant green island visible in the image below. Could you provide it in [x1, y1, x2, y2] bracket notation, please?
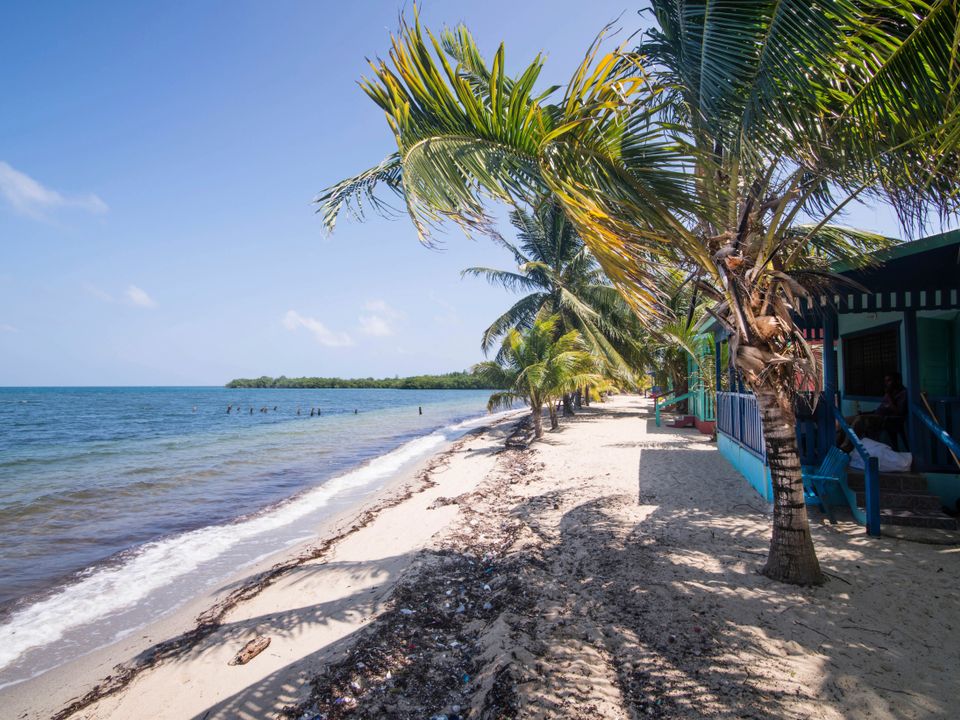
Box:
[225, 371, 504, 390]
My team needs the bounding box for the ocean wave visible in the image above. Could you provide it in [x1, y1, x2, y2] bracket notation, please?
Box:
[0, 410, 517, 675]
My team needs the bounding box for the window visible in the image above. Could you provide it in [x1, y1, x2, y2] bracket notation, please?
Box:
[843, 327, 899, 397]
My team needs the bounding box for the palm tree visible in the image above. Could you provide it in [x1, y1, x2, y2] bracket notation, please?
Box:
[474, 316, 600, 438]
[317, 5, 959, 584]
[463, 201, 648, 409]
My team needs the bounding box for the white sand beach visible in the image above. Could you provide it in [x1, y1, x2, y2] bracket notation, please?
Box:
[6, 395, 959, 720]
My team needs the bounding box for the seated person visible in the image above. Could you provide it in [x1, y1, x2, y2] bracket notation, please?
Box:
[837, 372, 907, 451]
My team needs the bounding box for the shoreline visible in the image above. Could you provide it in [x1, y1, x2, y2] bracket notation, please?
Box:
[2, 411, 523, 720]
[6, 395, 959, 720]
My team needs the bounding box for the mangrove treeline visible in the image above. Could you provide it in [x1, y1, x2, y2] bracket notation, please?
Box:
[225, 371, 505, 390]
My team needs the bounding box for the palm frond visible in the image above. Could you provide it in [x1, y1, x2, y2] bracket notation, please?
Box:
[460, 267, 545, 294]
[314, 153, 403, 233]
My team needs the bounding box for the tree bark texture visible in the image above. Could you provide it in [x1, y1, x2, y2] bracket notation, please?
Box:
[531, 405, 544, 439]
[562, 393, 575, 416]
[549, 404, 559, 430]
[754, 388, 823, 585]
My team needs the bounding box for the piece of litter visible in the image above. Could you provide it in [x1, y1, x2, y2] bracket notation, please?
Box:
[483, 584, 491, 591]
[399, 608, 416, 615]
[455, 604, 465, 613]
[229, 635, 271, 666]
[482, 601, 493, 610]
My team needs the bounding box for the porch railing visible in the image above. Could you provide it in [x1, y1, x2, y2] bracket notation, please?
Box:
[911, 401, 960, 473]
[716, 391, 765, 460]
[655, 392, 692, 427]
[832, 406, 881, 536]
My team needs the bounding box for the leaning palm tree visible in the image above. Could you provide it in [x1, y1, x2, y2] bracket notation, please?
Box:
[474, 316, 601, 438]
[464, 201, 648, 404]
[318, 4, 959, 584]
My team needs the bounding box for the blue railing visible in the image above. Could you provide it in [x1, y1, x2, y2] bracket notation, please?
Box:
[911, 402, 960, 472]
[794, 392, 841, 467]
[716, 391, 765, 460]
[832, 406, 881, 536]
[655, 392, 692, 427]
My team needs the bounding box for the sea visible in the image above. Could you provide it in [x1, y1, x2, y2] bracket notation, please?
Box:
[0, 386, 507, 689]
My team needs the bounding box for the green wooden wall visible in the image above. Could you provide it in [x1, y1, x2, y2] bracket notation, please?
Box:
[918, 317, 958, 396]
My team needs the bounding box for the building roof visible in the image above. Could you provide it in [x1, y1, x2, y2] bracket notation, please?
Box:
[833, 228, 960, 273]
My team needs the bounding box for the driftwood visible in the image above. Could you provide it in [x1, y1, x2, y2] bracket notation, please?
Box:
[229, 635, 270, 666]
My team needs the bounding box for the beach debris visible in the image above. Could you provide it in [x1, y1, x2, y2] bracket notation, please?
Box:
[229, 635, 271, 665]
[399, 608, 416, 615]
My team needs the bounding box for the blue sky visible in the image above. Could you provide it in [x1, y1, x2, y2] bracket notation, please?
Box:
[0, 1, 909, 386]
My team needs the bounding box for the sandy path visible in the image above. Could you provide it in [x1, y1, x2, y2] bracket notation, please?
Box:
[290, 396, 960, 720]
[12, 396, 960, 719]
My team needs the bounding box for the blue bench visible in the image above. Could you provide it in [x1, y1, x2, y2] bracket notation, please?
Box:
[802, 446, 849, 523]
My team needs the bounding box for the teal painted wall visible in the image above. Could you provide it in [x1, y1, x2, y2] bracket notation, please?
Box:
[918, 317, 956, 396]
[837, 311, 903, 415]
[686, 335, 716, 422]
[925, 474, 960, 511]
[836, 309, 960, 414]
[718, 434, 772, 502]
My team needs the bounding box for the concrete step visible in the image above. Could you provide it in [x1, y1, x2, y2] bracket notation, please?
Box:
[879, 508, 958, 531]
[854, 490, 944, 512]
[847, 469, 928, 493]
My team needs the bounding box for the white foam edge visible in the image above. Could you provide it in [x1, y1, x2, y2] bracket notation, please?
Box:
[0, 408, 518, 673]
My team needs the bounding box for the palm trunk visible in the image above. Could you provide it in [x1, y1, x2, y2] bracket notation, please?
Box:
[584, 385, 591, 406]
[549, 403, 559, 430]
[562, 393, 575, 416]
[754, 387, 823, 585]
[574, 389, 583, 409]
[531, 403, 544, 439]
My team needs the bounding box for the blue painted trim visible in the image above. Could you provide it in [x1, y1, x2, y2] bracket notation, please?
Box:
[911, 402, 960, 459]
[717, 429, 766, 461]
[718, 434, 773, 501]
[832, 407, 881, 536]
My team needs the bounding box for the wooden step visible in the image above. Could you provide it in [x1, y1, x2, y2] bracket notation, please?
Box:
[854, 490, 944, 512]
[847, 469, 928, 493]
[879, 509, 958, 531]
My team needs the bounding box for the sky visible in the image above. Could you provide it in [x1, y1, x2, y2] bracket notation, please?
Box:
[0, 1, 912, 386]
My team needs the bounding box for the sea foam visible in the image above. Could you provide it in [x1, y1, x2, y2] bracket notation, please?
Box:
[0, 409, 517, 678]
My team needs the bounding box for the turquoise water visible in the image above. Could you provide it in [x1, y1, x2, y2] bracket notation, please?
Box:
[0, 386, 501, 686]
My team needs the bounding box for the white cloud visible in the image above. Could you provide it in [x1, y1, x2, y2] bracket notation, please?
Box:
[359, 315, 394, 337]
[282, 310, 353, 347]
[364, 300, 394, 314]
[0, 323, 18, 333]
[125, 285, 157, 308]
[0, 161, 108, 218]
[358, 299, 401, 337]
[83, 283, 114, 302]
